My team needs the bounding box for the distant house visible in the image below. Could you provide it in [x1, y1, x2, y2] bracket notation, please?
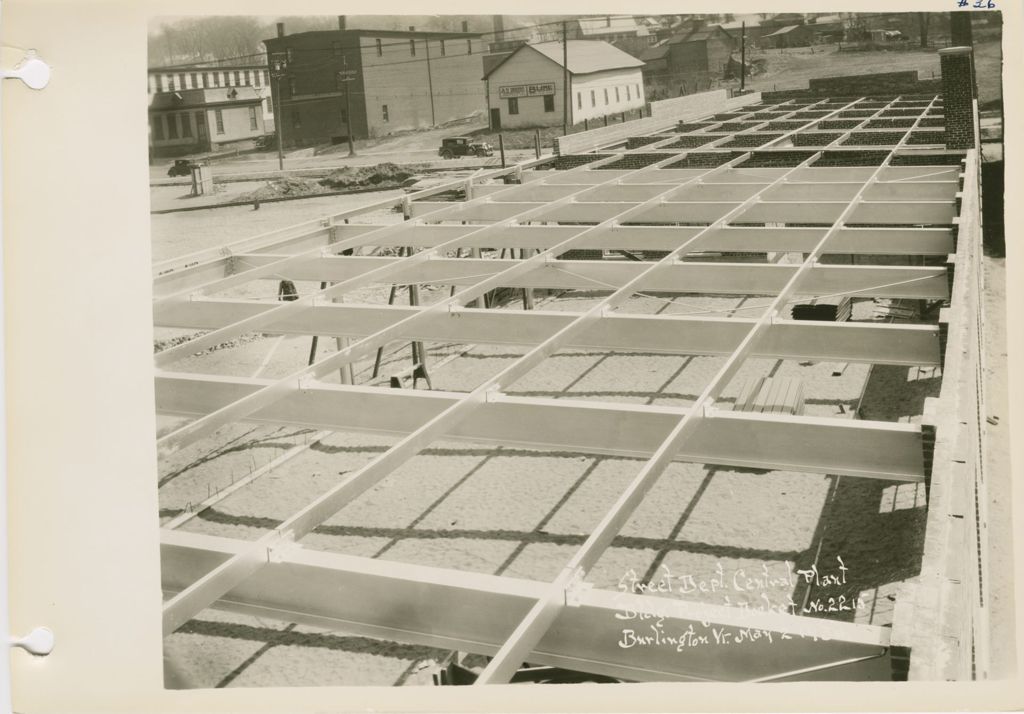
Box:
[639, 25, 736, 83]
[760, 24, 814, 49]
[483, 40, 645, 130]
[720, 19, 767, 47]
[574, 16, 648, 44]
[148, 86, 266, 158]
[806, 14, 845, 43]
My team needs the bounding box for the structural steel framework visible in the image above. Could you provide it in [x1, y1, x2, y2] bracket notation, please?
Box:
[155, 91, 978, 683]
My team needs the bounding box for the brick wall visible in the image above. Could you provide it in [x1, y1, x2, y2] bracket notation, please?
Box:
[939, 47, 976, 149]
[761, 72, 942, 103]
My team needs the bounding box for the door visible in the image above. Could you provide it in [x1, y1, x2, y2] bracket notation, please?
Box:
[195, 111, 208, 150]
[490, 107, 501, 131]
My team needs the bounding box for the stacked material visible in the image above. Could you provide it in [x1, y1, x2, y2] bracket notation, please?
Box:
[732, 376, 806, 416]
[791, 296, 852, 322]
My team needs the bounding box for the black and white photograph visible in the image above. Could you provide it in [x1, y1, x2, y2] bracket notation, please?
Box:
[147, 10, 1013, 689]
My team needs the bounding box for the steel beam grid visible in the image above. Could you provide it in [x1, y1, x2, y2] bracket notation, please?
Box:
[155, 93, 952, 684]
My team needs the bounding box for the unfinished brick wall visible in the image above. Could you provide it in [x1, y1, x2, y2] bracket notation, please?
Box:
[939, 47, 976, 149]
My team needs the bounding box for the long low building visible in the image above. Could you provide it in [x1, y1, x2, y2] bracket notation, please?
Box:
[148, 86, 266, 158]
[483, 40, 646, 130]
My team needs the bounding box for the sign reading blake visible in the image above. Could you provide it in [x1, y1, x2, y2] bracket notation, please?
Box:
[498, 82, 556, 99]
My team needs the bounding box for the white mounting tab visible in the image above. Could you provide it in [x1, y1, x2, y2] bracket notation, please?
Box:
[699, 397, 716, 417]
[2, 50, 51, 90]
[563, 566, 592, 607]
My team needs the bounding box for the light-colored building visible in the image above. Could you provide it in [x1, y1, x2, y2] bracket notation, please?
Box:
[148, 86, 266, 158]
[483, 40, 645, 130]
[148, 64, 275, 132]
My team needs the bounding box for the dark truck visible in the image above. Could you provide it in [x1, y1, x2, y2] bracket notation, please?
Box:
[438, 136, 493, 159]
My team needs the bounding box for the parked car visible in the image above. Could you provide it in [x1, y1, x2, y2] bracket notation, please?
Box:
[438, 136, 493, 159]
[167, 159, 196, 177]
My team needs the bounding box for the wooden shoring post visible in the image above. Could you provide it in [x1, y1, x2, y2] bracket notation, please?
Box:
[371, 246, 406, 380]
[473, 96, 944, 685]
[520, 248, 534, 310]
[307, 281, 329, 366]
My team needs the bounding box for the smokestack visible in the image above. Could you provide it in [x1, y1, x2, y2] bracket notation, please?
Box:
[939, 46, 976, 149]
[462, 20, 469, 33]
[338, 16, 346, 31]
[276, 22, 285, 37]
[493, 15, 505, 38]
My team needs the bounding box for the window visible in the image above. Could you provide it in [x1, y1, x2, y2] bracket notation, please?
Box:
[615, 86, 620, 102]
[152, 115, 165, 140]
[626, 85, 631, 100]
[195, 111, 206, 138]
[332, 41, 343, 56]
[180, 113, 192, 138]
[203, 72, 210, 87]
[215, 109, 224, 134]
[604, 88, 609, 105]
[590, 90, 596, 107]
[263, 70, 269, 85]
[286, 48, 294, 62]
[253, 71, 261, 87]
[466, 39, 472, 54]
[410, 38, 416, 55]
[543, 94, 555, 112]
[288, 78, 297, 96]
[167, 76, 175, 91]
[340, 107, 347, 122]
[635, 83, 640, 98]
[376, 38, 383, 56]
[234, 71, 241, 85]
[382, 104, 389, 122]
[179, 73, 186, 89]
[155, 75, 163, 92]
[507, 97, 519, 115]
[190, 72, 198, 88]
[222, 71, 229, 86]
[167, 113, 178, 139]
[213, 72, 220, 87]
[440, 39, 446, 56]
[248, 106, 258, 130]
[577, 92, 582, 109]
[244, 70, 251, 86]
[266, 98, 273, 115]
[292, 109, 301, 129]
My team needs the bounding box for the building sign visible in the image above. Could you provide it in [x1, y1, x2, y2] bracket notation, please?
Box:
[498, 82, 556, 99]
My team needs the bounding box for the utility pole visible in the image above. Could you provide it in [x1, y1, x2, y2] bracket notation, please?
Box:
[270, 52, 287, 170]
[740, 22, 746, 92]
[337, 54, 357, 157]
[562, 20, 570, 135]
[424, 33, 437, 126]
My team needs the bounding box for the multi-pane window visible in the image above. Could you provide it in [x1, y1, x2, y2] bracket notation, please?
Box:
[234, 70, 241, 85]
[195, 111, 206, 138]
[249, 106, 258, 130]
[180, 113, 192, 137]
[152, 115, 165, 140]
[382, 104, 389, 122]
[167, 76, 175, 91]
[543, 94, 555, 112]
[213, 73, 221, 87]
[253, 70, 261, 87]
[263, 70, 270, 85]
[167, 113, 179, 139]
[190, 73, 198, 88]
[222, 71, 229, 86]
[215, 109, 225, 134]
[507, 97, 519, 115]
[155, 75, 163, 92]
[179, 73, 187, 89]
[203, 72, 210, 88]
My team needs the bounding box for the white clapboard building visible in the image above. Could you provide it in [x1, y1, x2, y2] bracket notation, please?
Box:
[483, 40, 645, 130]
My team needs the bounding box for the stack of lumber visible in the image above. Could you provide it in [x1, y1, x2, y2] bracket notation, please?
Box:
[872, 298, 917, 322]
[791, 296, 852, 322]
[732, 376, 806, 416]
